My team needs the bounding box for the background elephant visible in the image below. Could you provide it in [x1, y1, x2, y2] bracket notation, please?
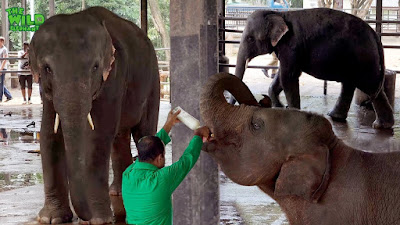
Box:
[234, 8, 394, 129]
[201, 73, 400, 225]
[29, 7, 160, 224]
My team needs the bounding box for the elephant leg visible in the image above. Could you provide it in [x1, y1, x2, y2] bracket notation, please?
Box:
[280, 68, 301, 108]
[328, 83, 355, 122]
[268, 72, 284, 107]
[109, 129, 132, 196]
[85, 137, 114, 224]
[372, 90, 394, 129]
[132, 89, 159, 143]
[38, 101, 73, 224]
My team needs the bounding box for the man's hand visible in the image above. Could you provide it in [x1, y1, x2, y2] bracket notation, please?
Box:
[162, 109, 181, 133]
[194, 126, 211, 142]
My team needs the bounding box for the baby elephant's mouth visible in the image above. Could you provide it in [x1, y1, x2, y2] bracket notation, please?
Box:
[202, 139, 217, 152]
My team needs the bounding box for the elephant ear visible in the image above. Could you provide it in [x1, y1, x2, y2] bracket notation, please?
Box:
[28, 42, 40, 83]
[274, 145, 330, 203]
[268, 15, 288, 47]
[101, 20, 116, 82]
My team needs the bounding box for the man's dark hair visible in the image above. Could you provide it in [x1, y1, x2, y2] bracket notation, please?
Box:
[137, 136, 165, 162]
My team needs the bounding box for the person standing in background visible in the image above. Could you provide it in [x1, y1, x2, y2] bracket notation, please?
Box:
[0, 37, 12, 102]
[18, 42, 33, 104]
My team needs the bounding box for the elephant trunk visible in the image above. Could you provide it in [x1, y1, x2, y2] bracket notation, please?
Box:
[200, 72, 259, 137]
[53, 84, 94, 220]
[61, 116, 92, 220]
[234, 44, 249, 81]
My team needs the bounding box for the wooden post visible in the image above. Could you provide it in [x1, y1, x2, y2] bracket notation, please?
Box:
[170, 0, 219, 224]
[140, 0, 147, 34]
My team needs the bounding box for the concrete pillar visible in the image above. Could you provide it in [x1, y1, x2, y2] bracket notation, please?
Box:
[170, 0, 219, 224]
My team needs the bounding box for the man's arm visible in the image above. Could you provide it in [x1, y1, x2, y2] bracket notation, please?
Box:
[159, 126, 210, 193]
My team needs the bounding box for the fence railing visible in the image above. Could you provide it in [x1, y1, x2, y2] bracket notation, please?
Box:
[220, 7, 400, 75]
[2, 48, 172, 101]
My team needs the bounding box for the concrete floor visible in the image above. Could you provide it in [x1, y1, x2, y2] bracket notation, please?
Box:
[1, 70, 400, 224]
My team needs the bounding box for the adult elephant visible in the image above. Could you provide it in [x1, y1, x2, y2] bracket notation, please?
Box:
[234, 8, 394, 129]
[201, 73, 400, 225]
[29, 7, 160, 224]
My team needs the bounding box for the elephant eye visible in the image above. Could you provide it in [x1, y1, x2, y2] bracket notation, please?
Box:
[251, 117, 264, 132]
[92, 63, 99, 72]
[247, 36, 255, 43]
[252, 122, 261, 130]
[45, 65, 52, 74]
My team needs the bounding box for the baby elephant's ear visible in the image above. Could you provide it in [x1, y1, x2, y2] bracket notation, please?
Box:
[274, 146, 330, 203]
[267, 15, 288, 47]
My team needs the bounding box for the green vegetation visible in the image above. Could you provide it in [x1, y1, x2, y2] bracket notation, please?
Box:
[2, 0, 170, 60]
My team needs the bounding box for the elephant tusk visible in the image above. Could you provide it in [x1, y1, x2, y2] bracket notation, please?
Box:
[87, 113, 95, 130]
[245, 58, 250, 70]
[54, 113, 60, 134]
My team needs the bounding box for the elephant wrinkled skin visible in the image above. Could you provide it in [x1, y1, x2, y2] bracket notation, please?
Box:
[234, 8, 394, 129]
[201, 73, 400, 225]
[29, 7, 160, 224]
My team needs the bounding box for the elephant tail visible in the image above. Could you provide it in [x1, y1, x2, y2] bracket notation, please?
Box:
[370, 31, 385, 100]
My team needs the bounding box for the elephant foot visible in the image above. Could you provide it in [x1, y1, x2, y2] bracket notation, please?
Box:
[327, 110, 347, 122]
[79, 217, 113, 224]
[372, 119, 394, 129]
[109, 183, 122, 196]
[38, 205, 73, 224]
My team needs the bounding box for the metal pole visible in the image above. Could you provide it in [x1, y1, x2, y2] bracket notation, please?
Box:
[140, 0, 147, 34]
[376, 0, 383, 41]
[49, 0, 55, 17]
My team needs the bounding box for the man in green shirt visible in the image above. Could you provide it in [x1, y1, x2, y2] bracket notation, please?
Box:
[122, 109, 210, 225]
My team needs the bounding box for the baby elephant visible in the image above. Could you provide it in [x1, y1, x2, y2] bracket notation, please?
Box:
[201, 73, 400, 225]
[234, 8, 394, 129]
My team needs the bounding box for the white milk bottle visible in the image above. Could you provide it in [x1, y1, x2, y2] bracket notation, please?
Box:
[172, 106, 201, 130]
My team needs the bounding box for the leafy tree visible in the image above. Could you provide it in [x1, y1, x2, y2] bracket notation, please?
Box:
[33, 0, 168, 60]
[8, 0, 23, 51]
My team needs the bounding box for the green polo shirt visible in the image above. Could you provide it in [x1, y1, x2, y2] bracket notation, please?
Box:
[122, 128, 203, 225]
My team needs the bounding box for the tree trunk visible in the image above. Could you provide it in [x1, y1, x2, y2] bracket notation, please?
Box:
[82, 0, 85, 10]
[148, 0, 170, 61]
